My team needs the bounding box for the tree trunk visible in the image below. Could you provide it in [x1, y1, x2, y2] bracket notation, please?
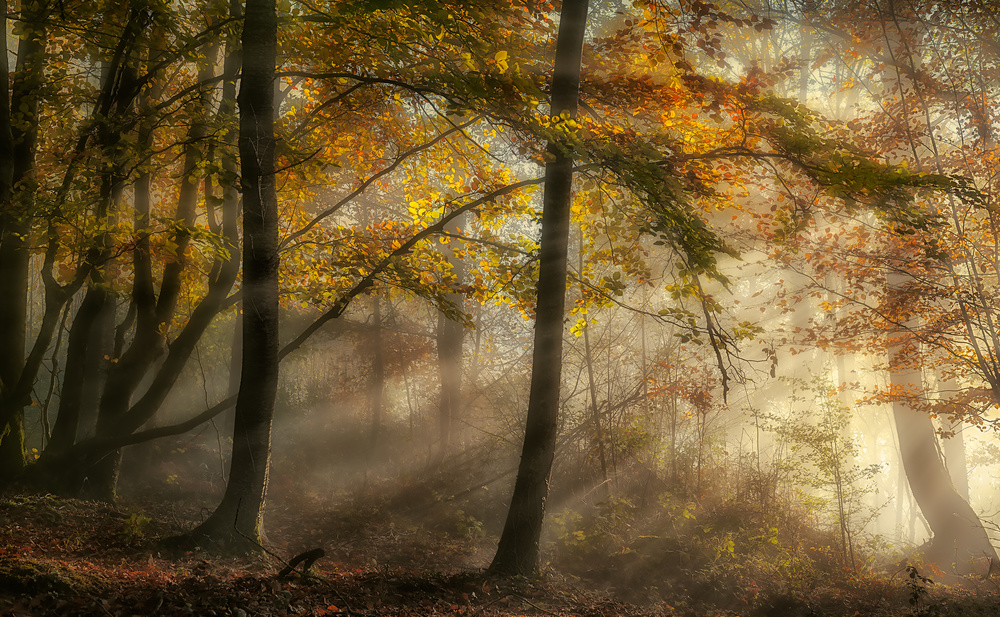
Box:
[888, 271, 997, 573]
[935, 373, 971, 502]
[186, 0, 278, 553]
[578, 227, 608, 493]
[941, 417, 969, 502]
[0, 0, 46, 478]
[84, 39, 219, 500]
[436, 220, 467, 459]
[370, 294, 384, 455]
[489, 0, 589, 577]
[892, 398, 995, 572]
[46, 286, 109, 456]
[78, 301, 115, 441]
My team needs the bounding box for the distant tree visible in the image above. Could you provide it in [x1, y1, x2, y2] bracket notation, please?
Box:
[759, 0, 1000, 572]
[436, 214, 468, 459]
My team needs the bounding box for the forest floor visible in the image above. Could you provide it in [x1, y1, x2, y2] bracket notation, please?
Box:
[2, 490, 1000, 617]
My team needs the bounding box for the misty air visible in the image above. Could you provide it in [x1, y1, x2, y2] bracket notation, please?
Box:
[2, 0, 1000, 616]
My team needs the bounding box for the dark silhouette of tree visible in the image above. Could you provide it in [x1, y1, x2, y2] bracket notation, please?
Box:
[489, 0, 590, 577]
[0, 0, 46, 477]
[185, 0, 278, 553]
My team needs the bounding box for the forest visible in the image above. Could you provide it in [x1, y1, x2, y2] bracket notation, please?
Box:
[3, 0, 1000, 615]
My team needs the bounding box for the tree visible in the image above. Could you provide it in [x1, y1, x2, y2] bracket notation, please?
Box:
[25, 1, 243, 499]
[750, 0, 1000, 572]
[185, 0, 279, 552]
[489, 0, 590, 577]
[0, 0, 47, 477]
[436, 213, 468, 459]
[887, 267, 998, 573]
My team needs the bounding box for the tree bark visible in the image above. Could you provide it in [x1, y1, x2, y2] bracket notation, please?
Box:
[46, 285, 109, 456]
[186, 0, 278, 553]
[489, 0, 589, 577]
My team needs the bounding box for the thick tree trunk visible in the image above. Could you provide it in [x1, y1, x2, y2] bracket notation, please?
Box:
[489, 0, 589, 577]
[186, 0, 278, 553]
[0, 0, 46, 478]
[888, 271, 997, 573]
[892, 400, 996, 572]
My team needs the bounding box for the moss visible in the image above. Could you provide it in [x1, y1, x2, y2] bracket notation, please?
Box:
[0, 557, 99, 596]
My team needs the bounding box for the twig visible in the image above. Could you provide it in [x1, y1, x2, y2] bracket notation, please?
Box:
[510, 593, 561, 616]
[466, 593, 514, 617]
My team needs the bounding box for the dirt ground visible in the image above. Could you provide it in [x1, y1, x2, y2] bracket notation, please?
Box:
[0, 493, 668, 617]
[4, 491, 1000, 617]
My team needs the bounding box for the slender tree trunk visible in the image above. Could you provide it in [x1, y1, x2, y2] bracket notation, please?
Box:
[370, 294, 384, 455]
[896, 449, 906, 542]
[578, 227, 608, 492]
[489, 0, 589, 577]
[436, 220, 466, 459]
[186, 0, 278, 553]
[941, 418, 969, 502]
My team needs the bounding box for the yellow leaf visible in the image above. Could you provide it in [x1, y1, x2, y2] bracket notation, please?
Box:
[495, 50, 509, 73]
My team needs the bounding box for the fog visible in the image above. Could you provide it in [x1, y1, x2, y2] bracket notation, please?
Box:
[4, 0, 1000, 613]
